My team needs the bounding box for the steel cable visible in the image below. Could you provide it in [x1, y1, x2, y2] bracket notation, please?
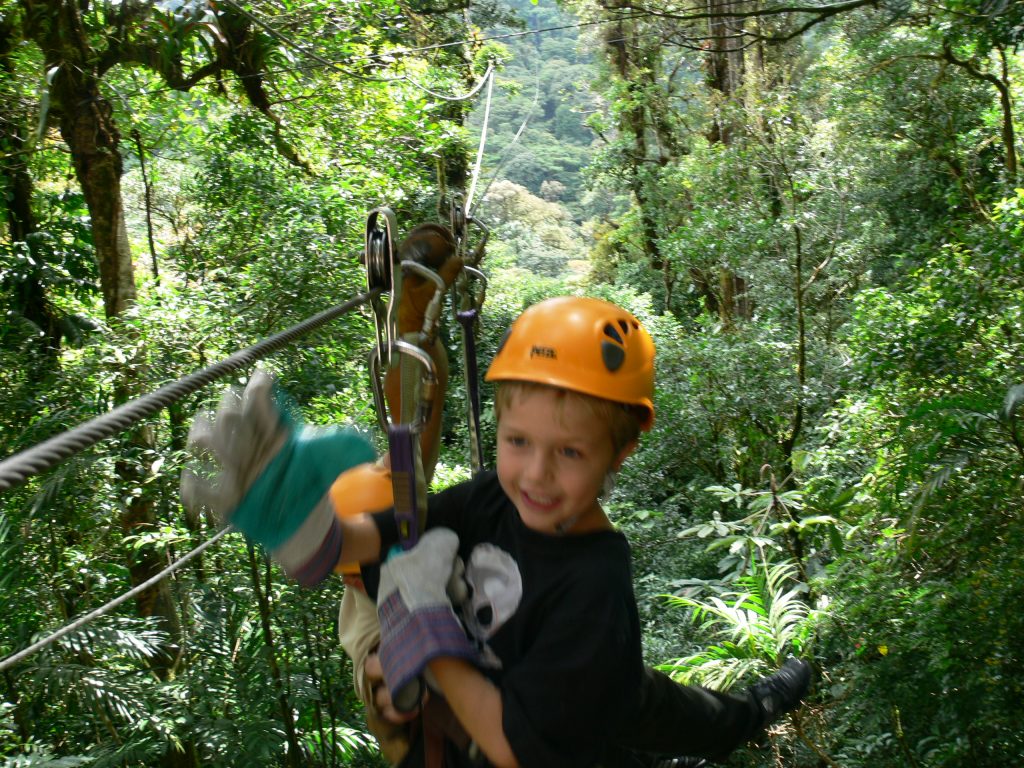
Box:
[0, 290, 377, 492]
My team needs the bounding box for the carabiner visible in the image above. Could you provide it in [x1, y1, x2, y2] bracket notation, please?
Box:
[368, 340, 438, 552]
[368, 340, 438, 435]
[460, 265, 487, 314]
[401, 260, 449, 348]
[465, 216, 490, 268]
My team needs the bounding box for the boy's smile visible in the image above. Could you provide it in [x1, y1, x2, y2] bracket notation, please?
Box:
[496, 387, 634, 535]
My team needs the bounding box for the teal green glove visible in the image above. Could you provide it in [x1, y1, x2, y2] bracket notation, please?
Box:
[181, 369, 375, 586]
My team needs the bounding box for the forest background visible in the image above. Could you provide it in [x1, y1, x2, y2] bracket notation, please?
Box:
[1, 0, 1022, 766]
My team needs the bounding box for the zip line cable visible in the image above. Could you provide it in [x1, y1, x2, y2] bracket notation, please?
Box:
[0, 291, 377, 493]
[0, 526, 232, 674]
[0, 290, 381, 669]
[400, 61, 495, 103]
[217, 0, 499, 103]
[267, 11, 655, 70]
[217, 0, 335, 67]
[464, 66, 495, 218]
[471, 44, 543, 216]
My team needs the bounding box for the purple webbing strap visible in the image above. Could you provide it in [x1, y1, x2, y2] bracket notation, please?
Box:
[388, 423, 421, 550]
[457, 309, 485, 473]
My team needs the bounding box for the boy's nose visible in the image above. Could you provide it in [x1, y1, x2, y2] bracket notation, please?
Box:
[522, 451, 552, 483]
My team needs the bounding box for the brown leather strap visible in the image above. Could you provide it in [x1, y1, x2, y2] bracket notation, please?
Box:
[423, 712, 445, 768]
[422, 695, 472, 768]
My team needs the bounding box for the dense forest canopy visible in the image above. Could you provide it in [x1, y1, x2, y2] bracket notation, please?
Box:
[1, 0, 1022, 765]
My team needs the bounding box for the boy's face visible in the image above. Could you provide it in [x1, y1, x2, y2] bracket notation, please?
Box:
[496, 387, 634, 535]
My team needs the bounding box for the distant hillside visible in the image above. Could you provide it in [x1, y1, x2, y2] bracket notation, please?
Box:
[469, 0, 597, 219]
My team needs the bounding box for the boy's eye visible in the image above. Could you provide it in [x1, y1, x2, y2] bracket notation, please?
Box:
[561, 447, 583, 459]
[505, 435, 527, 447]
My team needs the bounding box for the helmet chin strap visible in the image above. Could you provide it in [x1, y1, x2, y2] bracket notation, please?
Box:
[554, 515, 581, 535]
[554, 471, 618, 535]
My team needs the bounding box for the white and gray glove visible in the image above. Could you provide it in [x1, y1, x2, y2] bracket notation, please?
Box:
[181, 369, 375, 586]
[376, 528, 477, 711]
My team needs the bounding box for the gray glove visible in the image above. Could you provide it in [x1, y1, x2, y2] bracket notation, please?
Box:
[376, 528, 478, 710]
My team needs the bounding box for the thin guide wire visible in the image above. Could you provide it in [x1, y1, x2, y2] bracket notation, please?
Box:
[0, 526, 232, 673]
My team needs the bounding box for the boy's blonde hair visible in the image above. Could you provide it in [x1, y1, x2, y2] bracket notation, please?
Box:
[493, 381, 643, 455]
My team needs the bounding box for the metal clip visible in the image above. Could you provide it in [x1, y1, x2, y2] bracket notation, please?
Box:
[400, 260, 448, 348]
[449, 194, 467, 251]
[368, 340, 438, 435]
[465, 216, 490, 268]
[364, 207, 400, 364]
[460, 266, 487, 314]
[369, 340, 438, 551]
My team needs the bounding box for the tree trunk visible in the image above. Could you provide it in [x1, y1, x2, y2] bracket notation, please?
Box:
[25, 11, 189, 752]
[0, 16, 59, 354]
[705, 0, 744, 145]
[54, 74, 136, 318]
[249, 547, 304, 768]
[601, 7, 663, 274]
[701, 0, 752, 324]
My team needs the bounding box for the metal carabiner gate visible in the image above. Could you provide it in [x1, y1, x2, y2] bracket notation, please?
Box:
[368, 340, 438, 552]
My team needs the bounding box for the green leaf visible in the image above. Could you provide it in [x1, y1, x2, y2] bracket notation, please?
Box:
[828, 523, 845, 554]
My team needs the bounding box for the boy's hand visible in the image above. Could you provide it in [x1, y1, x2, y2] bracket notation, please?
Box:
[365, 652, 423, 724]
[377, 528, 477, 711]
[181, 369, 375, 586]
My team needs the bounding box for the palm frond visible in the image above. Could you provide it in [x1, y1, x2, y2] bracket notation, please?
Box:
[662, 558, 814, 685]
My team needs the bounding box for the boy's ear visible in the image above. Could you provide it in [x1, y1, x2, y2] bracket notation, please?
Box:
[612, 440, 638, 471]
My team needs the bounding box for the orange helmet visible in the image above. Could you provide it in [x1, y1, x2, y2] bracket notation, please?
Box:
[485, 296, 655, 430]
[329, 462, 393, 575]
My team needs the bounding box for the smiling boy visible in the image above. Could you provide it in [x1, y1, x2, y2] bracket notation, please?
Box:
[184, 296, 809, 768]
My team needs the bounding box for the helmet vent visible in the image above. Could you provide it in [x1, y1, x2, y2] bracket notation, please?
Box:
[601, 340, 625, 372]
[619, 320, 631, 335]
[603, 323, 623, 344]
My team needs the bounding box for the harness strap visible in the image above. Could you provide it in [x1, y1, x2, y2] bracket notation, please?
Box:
[422, 695, 471, 768]
[454, 266, 488, 474]
[457, 309, 484, 474]
[388, 423, 425, 550]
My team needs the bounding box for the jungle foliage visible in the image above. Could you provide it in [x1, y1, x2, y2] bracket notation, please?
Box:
[1, 0, 1023, 766]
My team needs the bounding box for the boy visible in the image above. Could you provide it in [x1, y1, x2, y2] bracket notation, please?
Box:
[183, 296, 809, 768]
